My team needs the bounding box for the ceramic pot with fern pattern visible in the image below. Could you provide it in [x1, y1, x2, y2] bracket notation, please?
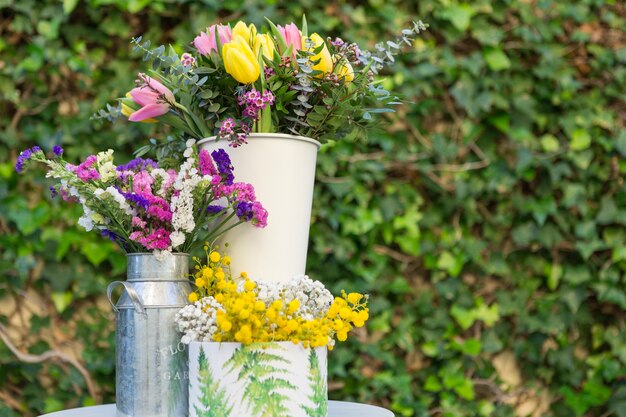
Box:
[188, 341, 327, 417]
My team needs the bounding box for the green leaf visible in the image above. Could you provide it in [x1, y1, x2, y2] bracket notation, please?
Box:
[569, 128, 591, 151]
[81, 241, 111, 266]
[63, 0, 79, 14]
[441, 4, 476, 32]
[424, 375, 442, 392]
[451, 305, 475, 330]
[436, 251, 465, 277]
[51, 292, 73, 313]
[483, 48, 511, 71]
[615, 130, 626, 157]
[540, 134, 560, 152]
[454, 378, 475, 401]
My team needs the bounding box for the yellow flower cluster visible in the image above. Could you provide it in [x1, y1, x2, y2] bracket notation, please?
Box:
[187, 244, 369, 347]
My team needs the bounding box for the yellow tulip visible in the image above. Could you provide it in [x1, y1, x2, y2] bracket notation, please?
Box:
[222, 35, 261, 84]
[253, 34, 275, 59]
[231, 21, 257, 44]
[334, 57, 355, 82]
[305, 33, 333, 76]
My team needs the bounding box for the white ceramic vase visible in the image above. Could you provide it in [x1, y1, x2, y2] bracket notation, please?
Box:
[188, 341, 327, 417]
[197, 133, 320, 283]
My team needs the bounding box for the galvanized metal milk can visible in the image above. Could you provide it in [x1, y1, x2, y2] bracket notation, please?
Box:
[107, 253, 192, 417]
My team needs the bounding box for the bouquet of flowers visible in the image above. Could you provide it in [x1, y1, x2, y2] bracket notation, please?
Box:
[175, 245, 369, 348]
[96, 17, 427, 154]
[15, 142, 267, 255]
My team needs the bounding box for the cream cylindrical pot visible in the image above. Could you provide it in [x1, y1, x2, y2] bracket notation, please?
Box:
[197, 133, 320, 283]
[188, 342, 327, 417]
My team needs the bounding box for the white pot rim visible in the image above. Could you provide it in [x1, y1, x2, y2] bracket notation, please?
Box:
[197, 133, 321, 149]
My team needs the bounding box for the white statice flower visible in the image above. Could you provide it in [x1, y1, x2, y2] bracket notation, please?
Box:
[98, 161, 117, 182]
[77, 194, 96, 231]
[170, 164, 201, 235]
[104, 186, 135, 216]
[77, 213, 94, 231]
[96, 149, 114, 164]
[150, 168, 171, 195]
[169, 231, 185, 249]
[175, 297, 223, 344]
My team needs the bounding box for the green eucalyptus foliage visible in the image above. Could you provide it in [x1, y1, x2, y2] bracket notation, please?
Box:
[1, 0, 625, 416]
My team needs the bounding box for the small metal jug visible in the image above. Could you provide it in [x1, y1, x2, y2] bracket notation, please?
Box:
[107, 253, 192, 417]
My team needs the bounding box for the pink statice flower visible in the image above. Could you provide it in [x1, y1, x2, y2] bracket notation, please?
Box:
[76, 155, 100, 182]
[133, 171, 154, 194]
[198, 150, 217, 176]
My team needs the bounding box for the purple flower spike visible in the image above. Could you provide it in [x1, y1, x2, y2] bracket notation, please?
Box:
[101, 229, 117, 242]
[53, 145, 63, 156]
[49, 186, 58, 198]
[15, 146, 43, 173]
[211, 149, 234, 185]
[206, 205, 225, 214]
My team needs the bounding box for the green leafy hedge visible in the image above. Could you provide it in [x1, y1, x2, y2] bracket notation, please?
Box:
[1, 1, 625, 416]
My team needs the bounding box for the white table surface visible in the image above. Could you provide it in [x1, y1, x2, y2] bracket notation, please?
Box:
[39, 401, 394, 417]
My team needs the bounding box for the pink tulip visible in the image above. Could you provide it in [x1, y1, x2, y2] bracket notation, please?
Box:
[277, 23, 302, 56]
[128, 73, 175, 122]
[193, 24, 232, 55]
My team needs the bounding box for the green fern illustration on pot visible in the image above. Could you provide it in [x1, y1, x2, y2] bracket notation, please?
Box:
[224, 343, 295, 417]
[301, 348, 327, 417]
[195, 346, 233, 417]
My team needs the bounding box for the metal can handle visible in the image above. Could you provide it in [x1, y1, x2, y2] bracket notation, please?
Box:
[106, 281, 146, 315]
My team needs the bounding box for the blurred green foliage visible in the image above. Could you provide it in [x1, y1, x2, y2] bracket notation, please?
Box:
[1, 0, 626, 416]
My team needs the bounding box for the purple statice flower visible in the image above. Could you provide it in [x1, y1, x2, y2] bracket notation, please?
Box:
[101, 229, 118, 242]
[206, 205, 225, 214]
[53, 145, 63, 156]
[49, 186, 58, 198]
[235, 200, 267, 227]
[211, 149, 234, 185]
[119, 190, 151, 210]
[116, 157, 158, 172]
[235, 201, 254, 221]
[15, 146, 43, 173]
